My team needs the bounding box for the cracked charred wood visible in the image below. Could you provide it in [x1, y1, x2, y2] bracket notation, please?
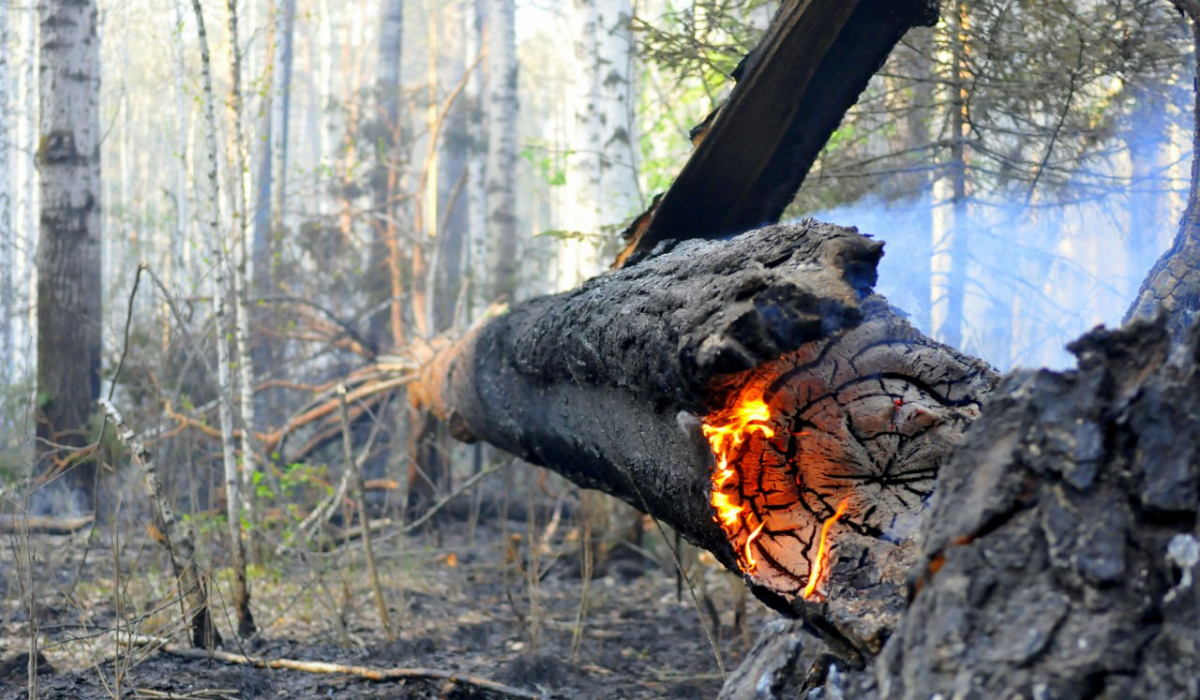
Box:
[865, 318, 1200, 699]
[722, 317, 1200, 699]
[411, 221, 996, 625]
[616, 0, 937, 264]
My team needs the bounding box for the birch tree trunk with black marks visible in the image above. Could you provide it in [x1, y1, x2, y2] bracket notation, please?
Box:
[558, 0, 641, 290]
[464, 0, 487, 319]
[190, 0, 255, 639]
[0, 0, 12, 387]
[35, 0, 102, 514]
[226, 0, 260, 537]
[483, 0, 518, 301]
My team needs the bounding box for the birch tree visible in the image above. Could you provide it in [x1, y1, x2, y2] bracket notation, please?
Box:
[226, 0, 259, 535]
[558, 0, 640, 290]
[189, 0, 255, 639]
[35, 0, 103, 513]
[483, 0, 518, 301]
[464, 0, 487, 319]
[0, 0, 11, 388]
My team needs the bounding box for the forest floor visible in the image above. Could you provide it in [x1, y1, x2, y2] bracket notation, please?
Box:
[0, 488, 779, 699]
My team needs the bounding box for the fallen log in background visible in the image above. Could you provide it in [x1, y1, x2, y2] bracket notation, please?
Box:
[411, 221, 995, 632]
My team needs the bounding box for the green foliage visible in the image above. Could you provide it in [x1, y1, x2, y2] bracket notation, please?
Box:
[521, 140, 568, 187]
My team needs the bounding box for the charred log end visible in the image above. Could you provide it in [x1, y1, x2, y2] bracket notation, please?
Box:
[702, 301, 995, 647]
[877, 317, 1200, 697]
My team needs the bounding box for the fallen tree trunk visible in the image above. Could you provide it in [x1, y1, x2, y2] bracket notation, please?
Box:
[412, 221, 995, 625]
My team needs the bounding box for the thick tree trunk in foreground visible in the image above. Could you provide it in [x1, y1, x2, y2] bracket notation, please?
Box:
[872, 319, 1200, 698]
[718, 317, 1200, 698]
[413, 221, 995, 622]
[35, 0, 102, 514]
[617, 0, 937, 263]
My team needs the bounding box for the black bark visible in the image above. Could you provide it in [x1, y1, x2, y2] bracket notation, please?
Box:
[420, 221, 995, 617]
[721, 317, 1200, 699]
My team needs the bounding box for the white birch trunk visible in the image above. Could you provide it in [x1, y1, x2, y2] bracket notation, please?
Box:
[226, 0, 259, 518]
[483, 0, 518, 300]
[189, 0, 255, 638]
[14, 5, 37, 388]
[464, 0, 487, 319]
[557, 0, 640, 291]
[171, 2, 190, 296]
[0, 0, 11, 387]
[270, 0, 296, 235]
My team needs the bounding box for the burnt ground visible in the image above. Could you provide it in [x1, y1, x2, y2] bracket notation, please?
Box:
[0, 486, 775, 700]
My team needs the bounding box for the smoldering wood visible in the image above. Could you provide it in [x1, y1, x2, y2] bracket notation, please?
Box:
[872, 318, 1200, 699]
[720, 317, 1200, 699]
[412, 220, 996, 624]
[617, 0, 937, 263]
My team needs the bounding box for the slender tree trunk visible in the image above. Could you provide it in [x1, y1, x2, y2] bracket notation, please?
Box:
[226, 0, 260, 548]
[483, 0, 518, 301]
[559, 0, 640, 289]
[171, 2, 189, 288]
[0, 0, 11, 387]
[904, 39, 935, 335]
[35, 0, 103, 514]
[99, 399, 222, 649]
[190, 0, 255, 639]
[464, 0, 487, 320]
[369, 0, 404, 351]
[935, 0, 969, 350]
[253, 3, 277, 294]
[435, 0, 470, 333]
[14, 6, 37, 381]
[271, 0, 296, 238]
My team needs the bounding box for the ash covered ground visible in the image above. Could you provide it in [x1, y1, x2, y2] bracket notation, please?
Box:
[0, 487, 776, 699]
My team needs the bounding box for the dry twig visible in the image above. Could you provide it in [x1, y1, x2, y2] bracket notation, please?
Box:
[119, 634, 546, 699]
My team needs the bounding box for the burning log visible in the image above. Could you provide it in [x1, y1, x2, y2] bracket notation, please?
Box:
[411, 220, 996, 624]
[719, 318, 1200, 698]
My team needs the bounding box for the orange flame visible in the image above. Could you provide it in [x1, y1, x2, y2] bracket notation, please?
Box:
[802, 496, 851, 600]
[703, 396, 774, 571]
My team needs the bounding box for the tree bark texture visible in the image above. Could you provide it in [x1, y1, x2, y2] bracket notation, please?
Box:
[482, 0, 518, 300]
[368, 0, 404, 350]
[718, 317, 1200, 699]
[191, 0, 255, 639]
[35, 0, 103, 513]
[617, 0, 938, 263]
[557, 0, 640, 289]
[1125, 12, 1200, 343]
[0, 0, 12, 387]
[413, 221, 995, 617]
[870, 318, 1200, 699]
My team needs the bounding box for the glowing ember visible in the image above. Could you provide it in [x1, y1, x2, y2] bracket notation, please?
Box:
[703, 387, 855, 599]
[744, 521, 766, 569]
[702, 395, 775, 572]
[802, 496, 851, 600]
